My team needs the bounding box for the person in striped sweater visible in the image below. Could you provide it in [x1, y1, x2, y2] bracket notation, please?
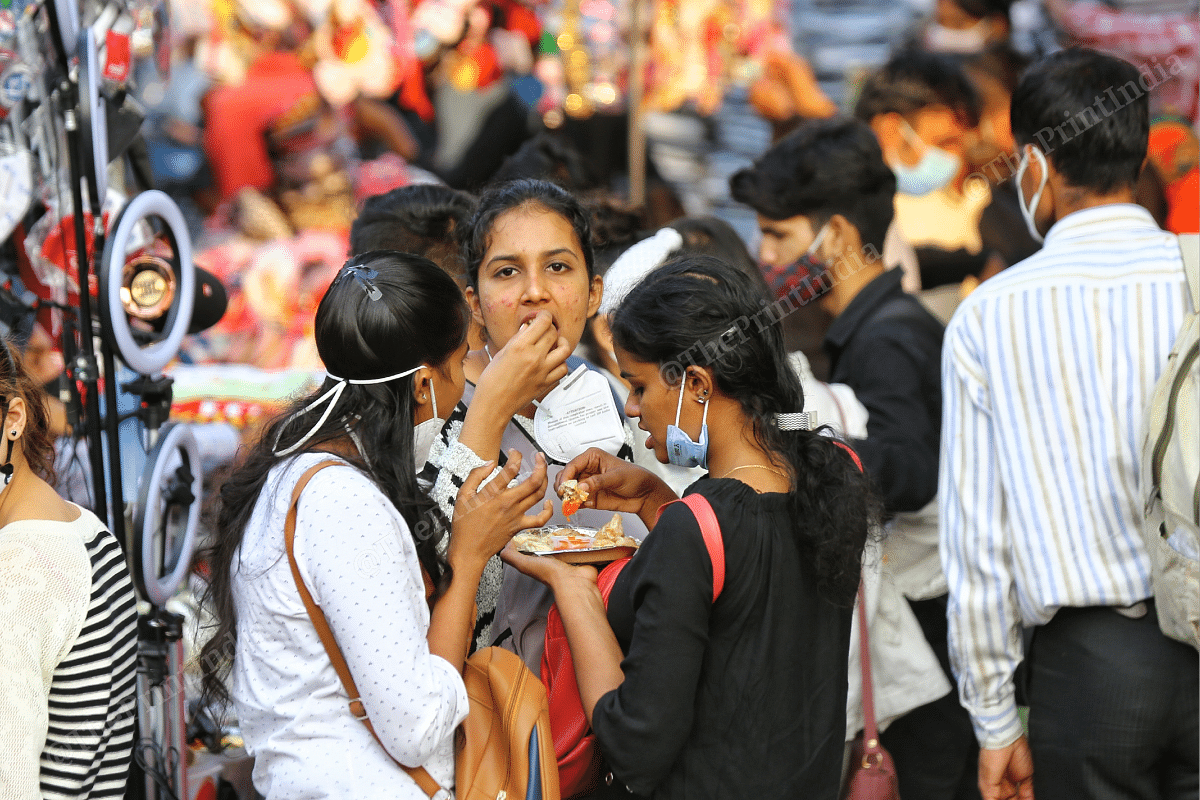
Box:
[0, 337, 139, 799]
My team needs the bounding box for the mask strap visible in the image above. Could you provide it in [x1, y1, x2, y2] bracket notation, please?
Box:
[806, 225, 828, 257]
[899, 118, 924, 149]
[699, 395, 710, 428]
[1017, 146, 1050, 244]
[429, 378, 438, 420]
[273, 365, 423, 457]
[674, 378, 687, 426]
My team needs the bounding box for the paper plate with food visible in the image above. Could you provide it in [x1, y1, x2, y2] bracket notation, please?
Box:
[511, 513, 640, 564]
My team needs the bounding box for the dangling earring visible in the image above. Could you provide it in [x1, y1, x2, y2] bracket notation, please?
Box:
[0, 436, 14, 487]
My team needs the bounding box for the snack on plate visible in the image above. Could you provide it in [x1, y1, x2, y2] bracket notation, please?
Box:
[511, 530, 556, 553]
[512, 519, 640, 561]
[593, 514, 638, 549]
[560, 479, 589, 517]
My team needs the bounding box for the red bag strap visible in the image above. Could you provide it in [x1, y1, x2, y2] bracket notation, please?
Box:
[833, 439, 864, 472]
[656, 493, 725, 603]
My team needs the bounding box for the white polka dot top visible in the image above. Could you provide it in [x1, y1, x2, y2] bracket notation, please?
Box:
[230, 453, 469, 799]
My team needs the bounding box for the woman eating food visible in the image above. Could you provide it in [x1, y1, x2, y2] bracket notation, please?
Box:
[420, 178, 642, 668]
[503, 255, 878, 798]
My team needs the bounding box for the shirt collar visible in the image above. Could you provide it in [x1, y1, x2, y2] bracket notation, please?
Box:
[1043, 203, 1159, 247]
[824, 267, 905, 352]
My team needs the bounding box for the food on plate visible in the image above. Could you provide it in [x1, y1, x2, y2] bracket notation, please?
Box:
[512, 515, 639, 558]
[593, 514, 637, 548]
[559, 479, 589, 517]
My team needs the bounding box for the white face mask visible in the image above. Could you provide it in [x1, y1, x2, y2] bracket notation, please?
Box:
[893, 119, 962, 197]
[1016, 146, 1049, 244]
[533, 365, 627, 464]
[413, 378, 442, 471]
[923, 18, 993, 54]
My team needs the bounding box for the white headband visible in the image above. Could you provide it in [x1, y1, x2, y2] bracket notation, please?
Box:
[599, 227, 684, 316]
[273, 365, 424, 456]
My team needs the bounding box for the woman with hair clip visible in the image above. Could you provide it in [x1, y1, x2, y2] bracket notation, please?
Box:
[503, 254, 879, 799]
[0, 339, 139, 799]
[420, 178, 640, 669]
[198, 251, 556, 799]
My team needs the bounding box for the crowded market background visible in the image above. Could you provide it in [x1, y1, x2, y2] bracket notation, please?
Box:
[0, 0, 1197, 798]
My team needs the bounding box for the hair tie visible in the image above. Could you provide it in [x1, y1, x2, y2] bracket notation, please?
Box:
[774, 412, 815, 431]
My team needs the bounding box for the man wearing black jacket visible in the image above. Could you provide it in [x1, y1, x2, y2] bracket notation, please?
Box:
[731, 117, 979, 800]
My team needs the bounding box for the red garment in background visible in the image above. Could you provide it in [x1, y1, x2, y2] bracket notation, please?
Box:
[203, 53, 321, 200]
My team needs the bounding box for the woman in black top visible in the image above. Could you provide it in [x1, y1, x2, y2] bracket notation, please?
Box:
[503, 255, 877, 799]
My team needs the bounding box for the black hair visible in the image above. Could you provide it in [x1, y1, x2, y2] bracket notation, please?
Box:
[946, 0, 1012, 22]
[730, 117, 897, 255]
[490, 132, 597, 192]
[349, 185, 477, 279]
[462, 178, 595, 289]
[669, 215, 771, 303]
[853, 50, 981, 128]
[198, 251, 469, 707]
[960, 43, 1029, 98]
[0, 336, 54, 483]
[588, 195, 648, 277]
[610, 255, 878, 605]
[1011, 47, 1148, 194]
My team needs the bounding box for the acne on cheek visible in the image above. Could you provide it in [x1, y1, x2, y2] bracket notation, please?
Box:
[483, 299, 515, 316]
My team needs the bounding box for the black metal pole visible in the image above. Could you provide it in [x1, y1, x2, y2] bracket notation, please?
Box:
[62, 96, 111, 527]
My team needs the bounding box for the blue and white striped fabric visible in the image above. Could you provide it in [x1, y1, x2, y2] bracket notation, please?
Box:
[938, 204, 1188, 749]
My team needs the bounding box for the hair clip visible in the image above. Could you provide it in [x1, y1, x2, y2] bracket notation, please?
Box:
[341, 264, 382, 301]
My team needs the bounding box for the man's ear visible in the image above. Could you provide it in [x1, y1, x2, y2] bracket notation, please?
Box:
[870, 112, 906, 165]
[825, 214, 864, 262]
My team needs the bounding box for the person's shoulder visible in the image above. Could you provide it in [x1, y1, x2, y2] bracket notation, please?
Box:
[271, 454, 380, 515]
[0, 514, 93, 599]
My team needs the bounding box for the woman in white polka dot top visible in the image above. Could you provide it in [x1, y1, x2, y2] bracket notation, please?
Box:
[198, 252, 556, 799]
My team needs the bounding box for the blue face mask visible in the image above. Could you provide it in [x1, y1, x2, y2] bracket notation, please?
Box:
[665, 382, 710, 469]
[892, 120, 961, 197]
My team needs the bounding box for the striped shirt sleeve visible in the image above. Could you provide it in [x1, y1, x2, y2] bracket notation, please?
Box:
[939, 302, 1026, 750]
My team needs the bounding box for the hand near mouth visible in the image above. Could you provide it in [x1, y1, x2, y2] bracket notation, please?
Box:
[474, 310, 572, 420]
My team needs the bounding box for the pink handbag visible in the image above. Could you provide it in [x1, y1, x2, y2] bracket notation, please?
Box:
[843, 581, 901, 800]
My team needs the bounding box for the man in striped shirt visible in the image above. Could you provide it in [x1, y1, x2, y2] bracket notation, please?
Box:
[940, 48, 1198, 800]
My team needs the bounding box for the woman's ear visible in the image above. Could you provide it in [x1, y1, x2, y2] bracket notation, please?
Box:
[412, 368, 434, 423]
[465, 285, 487, 331]
[684, 366, 715, 403]
[3, 396, 26, 441]
[586, 274, 604, 319]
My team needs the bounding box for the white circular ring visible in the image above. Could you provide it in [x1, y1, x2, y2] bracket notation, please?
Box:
[136, 423, 202, 606]
[101, 190, 195, 375]
[79, 28, 108, 205]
